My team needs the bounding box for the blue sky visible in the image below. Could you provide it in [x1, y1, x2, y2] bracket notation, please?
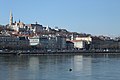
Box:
[0, 0, 120, 36]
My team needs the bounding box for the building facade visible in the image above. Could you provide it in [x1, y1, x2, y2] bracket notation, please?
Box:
[71, 40, 86, 49]
[75, 36, 92, 44]
[0, 35, 29, 50]
[66, 41, 74, 50]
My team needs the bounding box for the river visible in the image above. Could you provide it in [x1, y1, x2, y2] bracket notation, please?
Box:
[0, 54, 120, 80]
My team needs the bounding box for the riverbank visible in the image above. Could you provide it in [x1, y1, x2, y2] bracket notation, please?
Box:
[0, 50, 120, 56]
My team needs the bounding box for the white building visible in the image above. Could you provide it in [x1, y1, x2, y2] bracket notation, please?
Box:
[75, 36, 92, 44]
[29, 36, 40, 46]
[28, 36, 49, 50]
[71, 40, 86, 49]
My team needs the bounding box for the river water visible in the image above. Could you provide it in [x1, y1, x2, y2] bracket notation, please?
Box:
[0, 55, 120, 80]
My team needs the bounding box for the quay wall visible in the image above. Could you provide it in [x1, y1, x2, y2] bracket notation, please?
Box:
[0, 51, 120, 56]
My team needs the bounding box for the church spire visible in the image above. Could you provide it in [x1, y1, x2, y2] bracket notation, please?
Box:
[9, 11, 13, 25]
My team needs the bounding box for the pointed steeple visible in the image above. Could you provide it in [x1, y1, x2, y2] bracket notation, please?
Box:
[9, 11, 13, 25]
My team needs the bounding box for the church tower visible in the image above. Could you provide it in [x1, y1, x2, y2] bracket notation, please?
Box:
[9, 11, 13, 25]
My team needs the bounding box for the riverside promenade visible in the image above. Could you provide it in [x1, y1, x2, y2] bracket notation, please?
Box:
[0, 50, 120, 56]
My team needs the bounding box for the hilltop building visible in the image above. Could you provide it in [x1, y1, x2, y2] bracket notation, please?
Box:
[8, 11, 43, 35]
[9, 11, 13, 26]
[1, 10, 120, 51]
[8, 11, 26, 32]
[26, 23, 43, 33]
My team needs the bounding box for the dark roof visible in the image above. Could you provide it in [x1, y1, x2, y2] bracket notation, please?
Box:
[66, 41, 74, 44]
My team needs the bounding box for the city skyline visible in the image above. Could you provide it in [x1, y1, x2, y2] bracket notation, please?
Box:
[0, 0, 120, 36]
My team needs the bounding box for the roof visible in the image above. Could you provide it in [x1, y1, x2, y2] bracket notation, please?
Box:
[66, 41, 74, 44]
[26, 24, 43, 27]
[71, 40, 85, 42]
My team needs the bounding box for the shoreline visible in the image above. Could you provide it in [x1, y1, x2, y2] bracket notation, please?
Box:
[0, 50, 120, 56]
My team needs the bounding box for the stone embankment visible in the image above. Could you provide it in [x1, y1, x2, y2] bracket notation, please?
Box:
[0, 50, 120, 56]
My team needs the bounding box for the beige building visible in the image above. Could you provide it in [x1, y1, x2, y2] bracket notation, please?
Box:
[9, 11, 25, 32]
[75, 36, 92, 44]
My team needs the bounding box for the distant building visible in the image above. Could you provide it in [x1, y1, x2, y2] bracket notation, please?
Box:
[39, 36, 49, 50]
[0, 35, 29, 49]
[45, 25, 51, 32]
[98, 35, 111, 40]
[71, 40, 86, 49]
[10, 21, 25, 32]
[91, 36, 102, 49]
[48, 36, 57, 50]
[8, 11, 26, 32]
[75, 36, 92, 44]
[66, 41, 74, 50]
[70, 33, 76, 40]
[9, 11, 13, 26]
[8, 11, 43, 35]
[26, 23, 43, 33]
[91, 36, 120, 50]
[29, 36, 48, 50]
[56, 36, 66, 50]
[29, 35, 67, 50]
[29, 36, 40, 46]
[18, 36, 30, 49]
[55, 26, 59, 31]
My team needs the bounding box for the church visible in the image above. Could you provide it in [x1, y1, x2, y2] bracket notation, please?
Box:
[8, 11, 43, 34]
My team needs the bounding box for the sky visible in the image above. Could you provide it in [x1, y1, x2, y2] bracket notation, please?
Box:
[0, 0, 120, 36]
